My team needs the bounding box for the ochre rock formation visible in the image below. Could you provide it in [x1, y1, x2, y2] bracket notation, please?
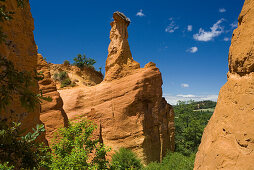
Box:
[0, 0, 46, 141]
[104, 11, 140, 81]
[194, 1, 254, 169]
[48, 63, 103, 88]
[59, 11, 174, 164]
[37, 54, 69, 144]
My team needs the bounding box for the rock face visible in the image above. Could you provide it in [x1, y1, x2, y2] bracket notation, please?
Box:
[0, 0, 46, 141]
[194, 1, 254, 169]
[37, 54, 69, 144]
[105, 11, 140, 81]
[59, 11, 175, 164]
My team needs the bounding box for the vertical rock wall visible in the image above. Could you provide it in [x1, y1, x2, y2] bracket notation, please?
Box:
[0, 0, 45, 141]
[37, 54, 69, 145]
[194, 0, 254, 169]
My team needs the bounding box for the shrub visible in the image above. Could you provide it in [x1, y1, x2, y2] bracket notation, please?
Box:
[41, 119, 109, 169]
[59, 71, 67, 81]
[110, 147, 143, 170]
[63, 60, 70, 66]
[73, 54, 96, 69]
[144, 152, 194, 170]
[60, 78, 71, 88]
[0, 121, 47, 169]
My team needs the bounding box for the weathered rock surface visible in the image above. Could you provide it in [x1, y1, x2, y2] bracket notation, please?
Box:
[0, 0, 46, 141]
[37, 54, 69, 144]
[48, 63, 103, 88]
[59, 11, 174, 164]
[194, 1, 254, 169]
[104, 11, 140, 81]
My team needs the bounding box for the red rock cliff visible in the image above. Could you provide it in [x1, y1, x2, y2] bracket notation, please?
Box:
[194, 0, 254, 169]
[0, 0, 46, 141]
[59, 11, 175, 164]
[37, 54, 69, 145]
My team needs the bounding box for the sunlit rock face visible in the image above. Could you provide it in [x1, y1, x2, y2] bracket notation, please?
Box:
[0, 0, 46, 142]
[37, 54, 69, 145]
[194, 0, 254, 169]
[59, 11, 175, 164]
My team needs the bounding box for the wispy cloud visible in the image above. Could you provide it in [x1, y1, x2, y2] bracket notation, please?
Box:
[187, 47, 198, 53]
[230, 21, 238, 29]
[164, 94, 218, 105]
[224, 37, 230, 42]
[187, 25, 193, 32]
[193, 19, 224, 42]
[136, 9, 145, 17]
[165, 18, 179, 33]
[181, 83, 190, 88]
[219, 8, 226, 13]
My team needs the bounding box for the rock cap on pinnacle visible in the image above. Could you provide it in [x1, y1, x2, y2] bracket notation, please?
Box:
[113, 11, 131, 26]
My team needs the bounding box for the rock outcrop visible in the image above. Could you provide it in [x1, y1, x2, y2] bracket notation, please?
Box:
[37, 54, 69, 144]
[194, 0, 254, 169]
[0, 0, 46, 141]
[59, 11, 174, 164]
[48, 63, 103, 88]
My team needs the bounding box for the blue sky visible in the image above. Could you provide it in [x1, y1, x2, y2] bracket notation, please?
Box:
[30, 0, 244, 105]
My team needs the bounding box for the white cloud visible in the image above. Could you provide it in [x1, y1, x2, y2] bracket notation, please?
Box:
[164, 94, 218, 105]
[165, 18, 179, 33]
[224, 37, 230, 41]
[219, 8, 226, 13]
[136, 9, 145, 17]
[181, 83, 190, 88]
[230, 21, 238, 29]
[187, 25, 193, 32]
[187, 46, 198, 53]
[193, 19, 224, 42]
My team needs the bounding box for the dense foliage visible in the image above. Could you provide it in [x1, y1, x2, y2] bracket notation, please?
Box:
[174, 100, 214, 156]
[41, 119, 109, 169]
[110, 147, 143, 170]
[73, 54, 96, 69]
[0, 122, 47, 169]
[144, 152, 194, 170]
[53, 71, 74, 88]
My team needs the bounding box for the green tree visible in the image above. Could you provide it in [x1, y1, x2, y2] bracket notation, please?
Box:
[73, 54, 96, 69]
[41, 118, 109, 169]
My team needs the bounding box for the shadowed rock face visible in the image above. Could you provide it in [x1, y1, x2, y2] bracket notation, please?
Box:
[194, 0, 254, 169]
[37, 54, 69, 145]
[0, 0, 46, 142]
[59, 12, 175, 164]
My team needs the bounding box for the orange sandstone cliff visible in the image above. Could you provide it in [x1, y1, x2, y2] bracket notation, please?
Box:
[194, 0, 254, 169]
[59, 11, 175, 164]
[0, 0, 46, 141]
[37, 54, 69, 144]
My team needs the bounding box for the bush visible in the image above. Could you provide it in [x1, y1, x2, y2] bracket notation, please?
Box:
[63, 60, 70, 66]
[60, 78, 71, 88]
[0, 121, 47, 169]
[53, 73, 59, 80]
[59, 71, 67, 81]
[110, 147, 143, 170]
[41, 119, 109, 169]
[73, 54, 96, 69]
[144, 152, 194, 170]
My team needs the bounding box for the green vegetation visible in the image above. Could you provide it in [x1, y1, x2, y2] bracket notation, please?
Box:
[53, 71, 74, 88]
[174, 100, 214, 156]
[73, 54, 96, 69]
[41, 119, 109, 169]
[110, 147, 143, 170]
[0, 122, 47, 169]
[144, 152, 194, 170]
[63, 60, 70, 66]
